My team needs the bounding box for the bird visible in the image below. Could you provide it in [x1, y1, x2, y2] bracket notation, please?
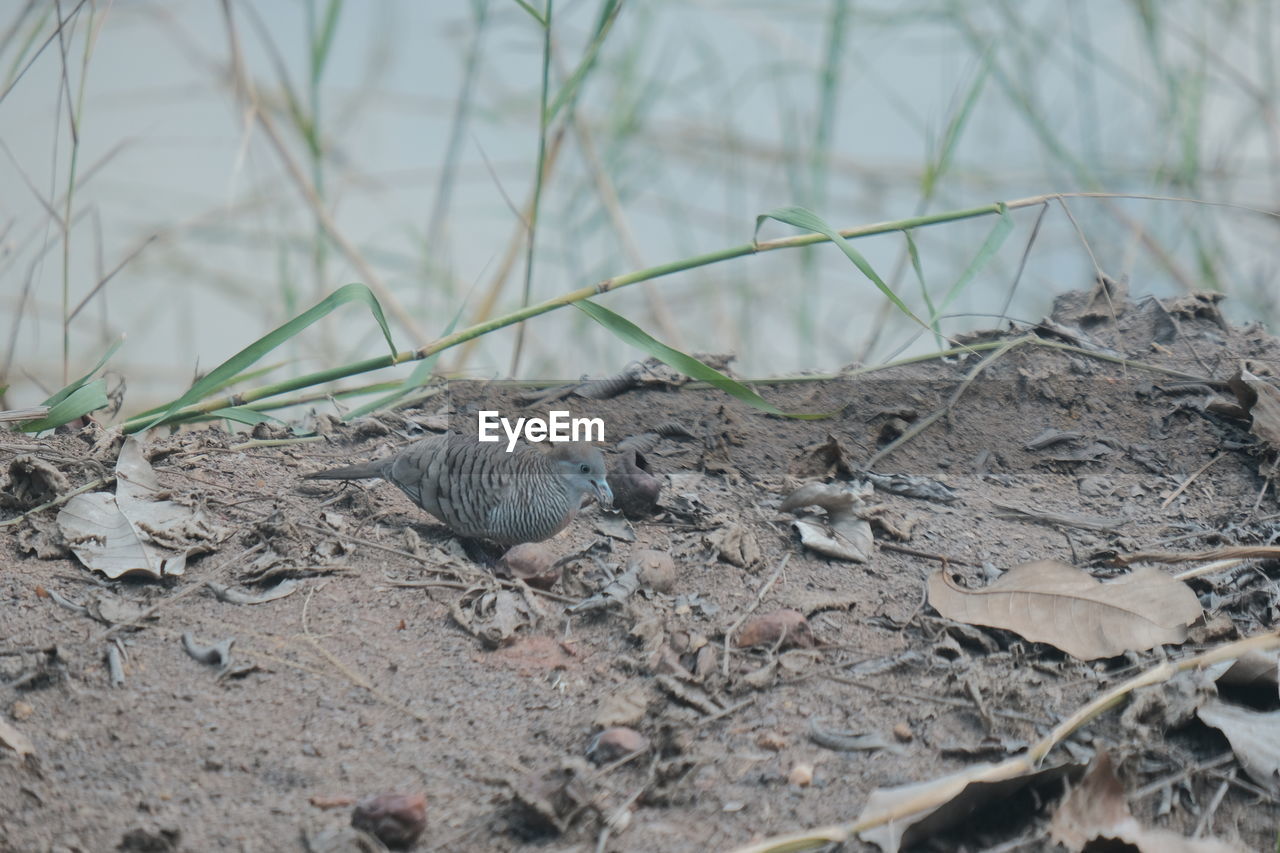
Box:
[303, 432, 612, 545]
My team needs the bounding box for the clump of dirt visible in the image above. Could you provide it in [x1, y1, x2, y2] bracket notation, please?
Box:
[2, 284, 1279, 852]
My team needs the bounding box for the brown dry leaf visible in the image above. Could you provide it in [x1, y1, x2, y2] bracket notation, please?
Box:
[708, 523, 761, 568]
[1197, 699, 1280, 792]
[451, 586, 538, 649]
[856, 760, 1079, 852]
[1050, 751, 1246, 853]
[0, 717, 35, 758]
[789, 434, 854, 479]
[1229, 364, 1280, 451]
[594, 684, 651, 728]
[927, 561, 1201, 660]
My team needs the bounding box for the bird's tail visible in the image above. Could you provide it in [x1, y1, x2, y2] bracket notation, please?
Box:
[303, 460, 385, 480]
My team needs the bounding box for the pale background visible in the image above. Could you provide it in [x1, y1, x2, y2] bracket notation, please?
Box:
[2, 1, 1276, 417]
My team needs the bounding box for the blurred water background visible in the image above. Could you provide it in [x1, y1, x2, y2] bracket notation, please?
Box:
[2, 1, 1277, 418]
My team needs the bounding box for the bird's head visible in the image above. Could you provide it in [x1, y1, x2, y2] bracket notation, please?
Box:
[551, 444, 613, 509]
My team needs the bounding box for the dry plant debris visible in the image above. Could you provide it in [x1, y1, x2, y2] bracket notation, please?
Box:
[1048, 752, 1245, 852]
[779, 481, 874, 562]
[928, 560, 1203, 660]
[7, 289, 1280, 851]
[56, 436, 225, 579]
[1196, 700, 1280, 792]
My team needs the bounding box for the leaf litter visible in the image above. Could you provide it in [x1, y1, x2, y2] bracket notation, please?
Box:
[4, 288, 1280, 850]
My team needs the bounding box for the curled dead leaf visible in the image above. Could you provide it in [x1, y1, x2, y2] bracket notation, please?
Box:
[857, 760, 1080, 852]
[780, 482, 873, 563]
[607, 449, 662, 518]
[1049, 751, 1245, 853]
[708, 523, 761, 568]
[1197, 699, 1280, 792]
[1229, 364, 1280, 452]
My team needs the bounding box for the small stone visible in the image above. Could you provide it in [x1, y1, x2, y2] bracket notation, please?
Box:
[630, 549, 677, 593]
[755, 730, 787, 751]
[734, 609, 815, 650]
[587, 727, 650, 764]
[351, 792, 427, 850]
[787, 762, 814, 787]
[10, 701, 34, 721]
[496, 543, 560, 590]
[892, 722, 913, 743]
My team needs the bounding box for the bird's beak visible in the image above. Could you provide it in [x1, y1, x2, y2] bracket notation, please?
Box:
[594, 479, 614, 509]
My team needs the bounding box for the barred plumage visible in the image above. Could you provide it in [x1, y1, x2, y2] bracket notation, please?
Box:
[304, 432, 612, 545]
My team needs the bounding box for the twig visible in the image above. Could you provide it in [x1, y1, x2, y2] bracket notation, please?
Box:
[105, 642, 125, 686]
[722, 554, 791, 678]
[1192, 775, 1231, 838]
[729, 628, 1280, 853]
[1161, 453, 1225, 510]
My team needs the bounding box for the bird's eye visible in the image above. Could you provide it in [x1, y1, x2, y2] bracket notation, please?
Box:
[580, 463, 591, 474]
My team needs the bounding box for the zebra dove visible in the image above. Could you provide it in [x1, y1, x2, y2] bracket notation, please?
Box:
[304, 432, 612, 545]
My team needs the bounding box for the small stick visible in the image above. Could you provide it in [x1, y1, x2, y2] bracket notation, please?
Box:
[1161, 453, 1224, 509]
[105, 643, 125, 686]
[722, 554, 791, 678]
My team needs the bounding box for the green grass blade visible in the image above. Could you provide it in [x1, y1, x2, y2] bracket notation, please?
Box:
[21, 379, 108, 432]
[575, 300, 828, 420]
[904, 231, 943, 350]
[756, 206, 927, 327]
[545, 0, 621, 124]
[140, 283, 398, 431]
[930, 202, 1014, 321]
[923, 48, 992, 197]
[208, 407, 284, 427]
[310, 0, 343, 80]
[342, 298, 469, 420]
[511, 0, 546, 26]
[42, 335, 124, 408]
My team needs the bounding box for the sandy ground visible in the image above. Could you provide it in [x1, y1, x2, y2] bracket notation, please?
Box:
[2, 283, 1279, 852]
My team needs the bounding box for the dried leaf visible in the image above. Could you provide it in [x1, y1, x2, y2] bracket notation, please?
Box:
[1214, 649, 1279, 695]
[857, 760, 1078, 852]
[594, 684, 651, 728]
[781, 482, 874, 562]
[1197, 699, 1280, 792]
[708, 523, 761, 568]
[1050, 751, 1246, 853]
[928, 561, 1201, 660]
[790, 434, 854, 479]
[0, 718, 35, 758]
[1230, 365, 1280, 451]
[57, 437, 224, 579]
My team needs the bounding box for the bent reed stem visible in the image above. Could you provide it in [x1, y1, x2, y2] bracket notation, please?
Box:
[120, 192, 1277, 434]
